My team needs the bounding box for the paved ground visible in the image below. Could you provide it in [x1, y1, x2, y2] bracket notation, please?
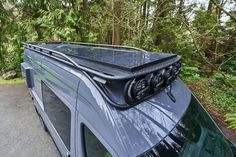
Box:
[0, 84, 60, 157]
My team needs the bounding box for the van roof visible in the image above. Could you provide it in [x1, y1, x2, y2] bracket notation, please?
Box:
[23, 42, 181, 81]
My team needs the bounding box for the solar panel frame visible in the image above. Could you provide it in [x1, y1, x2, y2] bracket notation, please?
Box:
[40, 43, 177, 72]
[23, 42, 181, 81]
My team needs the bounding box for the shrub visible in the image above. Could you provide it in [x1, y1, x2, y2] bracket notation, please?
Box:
[180, 64, 200, 79]
[225, 113, 236, 130]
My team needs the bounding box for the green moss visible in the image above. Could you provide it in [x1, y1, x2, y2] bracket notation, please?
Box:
[0, 77, 24, 84]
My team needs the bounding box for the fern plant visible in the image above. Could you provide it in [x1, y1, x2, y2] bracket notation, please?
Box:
[225, 113, 236, 131]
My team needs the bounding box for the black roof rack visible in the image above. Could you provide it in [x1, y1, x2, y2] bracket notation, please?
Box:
[23, 42, 181, 82]
[23, 42, 182, 109]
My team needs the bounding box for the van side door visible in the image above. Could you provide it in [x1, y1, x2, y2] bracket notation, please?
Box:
[40, 58, 81, 157]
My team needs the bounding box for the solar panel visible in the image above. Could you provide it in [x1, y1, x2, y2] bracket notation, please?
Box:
[41, 44, 176, 72]
[23, 42, 181, 108]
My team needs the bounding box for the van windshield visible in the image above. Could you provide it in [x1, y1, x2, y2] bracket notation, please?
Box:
[140, 95, 236, 157]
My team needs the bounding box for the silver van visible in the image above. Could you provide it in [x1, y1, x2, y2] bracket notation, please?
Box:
[21, 42, 236, 157]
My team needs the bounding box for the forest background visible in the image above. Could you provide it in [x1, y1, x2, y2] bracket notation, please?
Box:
[0, 0, 235, 134]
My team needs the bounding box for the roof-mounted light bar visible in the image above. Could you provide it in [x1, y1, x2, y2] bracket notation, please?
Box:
[124, 60, 181, 105]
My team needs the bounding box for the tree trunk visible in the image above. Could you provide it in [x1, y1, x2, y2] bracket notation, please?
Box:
[152, 0, 170, 45]
[178, 0, 184, 15]
[77, 0, 88, 42]
[113, 0, 121, 45]
[146, 0, 150, 28]
[142, 1, 147, 22]
[140, 0, 147, 44]
[214, 0, 221, 62]
[106, 29, 113, 45]
[82, 0, 88, 12]
[207, 0, 213, 13]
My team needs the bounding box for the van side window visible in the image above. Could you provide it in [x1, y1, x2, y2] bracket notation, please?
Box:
[83, 125, 112, 157]
[42, 82, 71, 150]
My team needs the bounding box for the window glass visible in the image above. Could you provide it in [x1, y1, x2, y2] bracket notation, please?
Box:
[42, 82, 71, 150]
[140, 95, 236, 157]
[83, 125, 112, 157]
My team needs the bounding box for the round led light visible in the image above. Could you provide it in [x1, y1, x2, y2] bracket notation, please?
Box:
[131, 78, 150, 101]
[124, 77, 151, 104]
[174, 61, 181, 76]
[163, 66, 174, 85]
[164, 66, 172, 77]
[150, 72, 164, 92]
[172, 65, 179, 77]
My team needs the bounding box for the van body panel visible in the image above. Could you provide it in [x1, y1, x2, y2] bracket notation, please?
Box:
[22, 42, 235, 157]
[22, 49, 82, 157]
[77, 77, 191, 157]
[77, 77, 124, 156]
[24, 49, 44, 100]
[108, 78, 191, 157]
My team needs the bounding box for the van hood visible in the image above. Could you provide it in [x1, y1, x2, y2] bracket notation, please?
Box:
[109, 78, 191, 157]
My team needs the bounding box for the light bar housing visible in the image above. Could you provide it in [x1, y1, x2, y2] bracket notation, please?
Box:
[123, 60, 181, 105]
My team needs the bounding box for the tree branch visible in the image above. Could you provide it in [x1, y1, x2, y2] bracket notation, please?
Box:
[183, 20, 235, 90]
[210, 0, 236, 22]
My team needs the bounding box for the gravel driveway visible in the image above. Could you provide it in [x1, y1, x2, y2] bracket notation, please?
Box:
[0, 84, 60, 157]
